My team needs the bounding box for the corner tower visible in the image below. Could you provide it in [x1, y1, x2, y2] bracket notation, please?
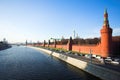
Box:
[100, 9, 113, 57]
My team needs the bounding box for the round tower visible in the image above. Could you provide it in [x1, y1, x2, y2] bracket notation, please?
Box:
[100, 9, 112, 57]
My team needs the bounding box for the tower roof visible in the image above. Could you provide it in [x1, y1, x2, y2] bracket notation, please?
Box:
[103, 9, 109, 28]
[104, 8, 107, 14]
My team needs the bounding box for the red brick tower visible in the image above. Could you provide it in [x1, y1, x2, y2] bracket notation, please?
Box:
[67, 37, 72, 51]
[43, 40, 46, 47]
[48, 40, 50, 47]
[100, 9, 113, 57]
[54, 39, 56, 48]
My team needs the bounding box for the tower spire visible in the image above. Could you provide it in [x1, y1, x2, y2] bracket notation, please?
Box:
[103, 9, 109, 28]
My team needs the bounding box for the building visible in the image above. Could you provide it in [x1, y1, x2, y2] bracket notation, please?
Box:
[34, 9, 120, 58]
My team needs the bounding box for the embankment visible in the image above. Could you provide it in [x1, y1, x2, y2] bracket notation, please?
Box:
[30, 46, 120, 80]
[0, 44, 11, 51]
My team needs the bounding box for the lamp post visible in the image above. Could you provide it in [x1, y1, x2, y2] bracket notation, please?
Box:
[50, 38, 61, 48]
[90, 49, 92, 63]
[50, 38, 61, 41]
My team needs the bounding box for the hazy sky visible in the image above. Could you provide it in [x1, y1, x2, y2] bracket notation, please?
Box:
[0, 0, 120, 43]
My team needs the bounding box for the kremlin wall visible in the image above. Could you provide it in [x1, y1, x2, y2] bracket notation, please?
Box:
[33, 10, 120, 58]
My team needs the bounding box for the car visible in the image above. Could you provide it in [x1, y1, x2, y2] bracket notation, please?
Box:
[111, 58, 120, 65]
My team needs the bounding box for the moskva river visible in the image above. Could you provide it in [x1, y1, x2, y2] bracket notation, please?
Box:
[0, 46, 101, 80]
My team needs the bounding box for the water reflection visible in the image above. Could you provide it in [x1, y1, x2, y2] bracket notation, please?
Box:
[0, 46, 101, 80]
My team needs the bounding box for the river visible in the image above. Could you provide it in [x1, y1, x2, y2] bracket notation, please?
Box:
[0, 45, 101, 80]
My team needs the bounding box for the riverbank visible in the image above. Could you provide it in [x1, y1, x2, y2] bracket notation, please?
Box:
[30, 46, 120, 80]
[0, 43, 11, 51]
[0, 45, 102, 80]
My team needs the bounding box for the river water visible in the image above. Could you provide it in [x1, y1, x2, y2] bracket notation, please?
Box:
[0, 46, 101, 80]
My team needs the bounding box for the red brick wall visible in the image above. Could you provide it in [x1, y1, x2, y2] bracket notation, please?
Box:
[72, 44, 101, 56]
[56, 45, 67, 49]
[31, 38, 120, 58]
[49, 44, 54, 48]
[48, 44, 101, 56]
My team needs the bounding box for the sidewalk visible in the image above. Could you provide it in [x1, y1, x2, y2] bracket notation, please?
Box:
[62, 52, 120, 72]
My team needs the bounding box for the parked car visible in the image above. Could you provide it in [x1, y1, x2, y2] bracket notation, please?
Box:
[105, 57, 112, 63]
[111, 58, 120, 65]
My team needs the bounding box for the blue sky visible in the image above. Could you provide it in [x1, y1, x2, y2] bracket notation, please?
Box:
[0, 0, 120, 43]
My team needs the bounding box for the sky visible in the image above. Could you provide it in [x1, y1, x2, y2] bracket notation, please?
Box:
[0, 0, 120, 43]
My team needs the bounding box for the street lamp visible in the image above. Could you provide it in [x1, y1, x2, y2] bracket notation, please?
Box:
[50, 38, 62, 48]
[50, 38, 61, 41]
[90, 49, 92, 63]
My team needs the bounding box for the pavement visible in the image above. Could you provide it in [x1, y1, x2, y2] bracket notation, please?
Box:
[48, 49, 120, 73]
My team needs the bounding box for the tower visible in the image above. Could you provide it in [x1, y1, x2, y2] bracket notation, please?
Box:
[48, 40, 50, 47]
[67, 37, 72, 51]
[100, 9, 113, 57]
[43, 40, 46, 47]
[54, 39, 56, 48]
